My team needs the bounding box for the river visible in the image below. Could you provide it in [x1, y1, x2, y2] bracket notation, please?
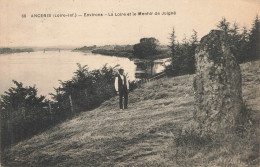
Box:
[0, 50, 166, 99]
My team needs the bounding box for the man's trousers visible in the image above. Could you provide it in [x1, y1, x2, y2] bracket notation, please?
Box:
[119, 88, 128, 109]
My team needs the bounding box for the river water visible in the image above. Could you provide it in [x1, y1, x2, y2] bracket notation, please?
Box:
[0, 50, 165, 99]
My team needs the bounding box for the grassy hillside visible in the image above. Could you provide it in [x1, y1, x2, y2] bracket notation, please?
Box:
[2, 60, 260, 167]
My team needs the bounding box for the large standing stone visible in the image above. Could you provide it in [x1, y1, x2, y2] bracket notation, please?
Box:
[193, 30, 244, 134]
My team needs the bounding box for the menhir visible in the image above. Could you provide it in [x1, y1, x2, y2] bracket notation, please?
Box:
[193, 30, 245, 134]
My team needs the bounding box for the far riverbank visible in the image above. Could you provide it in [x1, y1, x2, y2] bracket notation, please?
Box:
[0, 47, 34, 54]
[73, 49, 171, 60]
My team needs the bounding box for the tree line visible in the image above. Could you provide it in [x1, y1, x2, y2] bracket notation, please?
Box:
[0, 48, 34, 54]
[166, 16, 259, 76]
[132, 16, 259, 77]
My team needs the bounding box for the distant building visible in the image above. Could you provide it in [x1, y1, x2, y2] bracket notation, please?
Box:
[134, 59, 164, 79]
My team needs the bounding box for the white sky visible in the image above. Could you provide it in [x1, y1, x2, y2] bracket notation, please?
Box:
[0, 0, 259, 47]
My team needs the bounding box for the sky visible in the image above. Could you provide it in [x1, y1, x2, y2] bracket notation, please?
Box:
[0, 0, 259, 47]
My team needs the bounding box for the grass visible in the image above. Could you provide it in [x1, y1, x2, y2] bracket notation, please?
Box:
[2, 60, 260, 167]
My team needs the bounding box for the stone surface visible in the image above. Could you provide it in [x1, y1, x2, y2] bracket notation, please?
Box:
[193, 30, 244, 134]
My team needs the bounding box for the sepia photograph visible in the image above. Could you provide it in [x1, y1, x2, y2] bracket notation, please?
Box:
[0, 0, 259, 166]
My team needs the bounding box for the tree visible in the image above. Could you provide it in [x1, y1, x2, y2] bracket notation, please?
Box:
[169, 27, 176, 58]
[235, 25, 250, 63]
[228, 22, 243, 62]
[248, 15, 260, 60]
[166, 28, 198, 76]
[133, 37, 159, 59]
[216, 17, 252, 63]
[188, 30, 198, 73]
[217, 17, 231, 34]
[0, 81, 48, 149]
[165, 28, 177, 76]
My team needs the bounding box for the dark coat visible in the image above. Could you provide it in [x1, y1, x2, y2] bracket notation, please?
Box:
[117, 74, 127, 92]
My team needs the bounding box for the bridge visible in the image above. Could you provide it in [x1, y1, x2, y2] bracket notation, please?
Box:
[43, 48, 61, 53]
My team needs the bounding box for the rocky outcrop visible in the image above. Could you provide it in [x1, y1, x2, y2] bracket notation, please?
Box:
[193, 30, 244, 134]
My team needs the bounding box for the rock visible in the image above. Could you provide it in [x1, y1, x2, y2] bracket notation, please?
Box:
[193, 30, 244, 134]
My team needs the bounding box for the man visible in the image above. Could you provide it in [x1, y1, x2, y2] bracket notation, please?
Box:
[114, 68, 129, 110]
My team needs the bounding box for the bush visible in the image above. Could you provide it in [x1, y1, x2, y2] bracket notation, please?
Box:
[51, 64, 117, 113]
[0, 81, 50, 150]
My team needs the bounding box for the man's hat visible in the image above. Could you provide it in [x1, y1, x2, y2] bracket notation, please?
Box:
[118, 68, 124, 72]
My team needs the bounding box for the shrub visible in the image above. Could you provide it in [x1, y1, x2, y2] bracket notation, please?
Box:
[51, 64, 117, 113]
[0, 81, 49, 150]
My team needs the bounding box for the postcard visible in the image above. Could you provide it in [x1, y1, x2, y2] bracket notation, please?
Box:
[0, 0, 259, 166]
